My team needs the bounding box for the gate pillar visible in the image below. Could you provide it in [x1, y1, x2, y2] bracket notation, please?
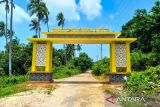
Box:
[29, 41, 53, 82]
[108, 42, 131, 83]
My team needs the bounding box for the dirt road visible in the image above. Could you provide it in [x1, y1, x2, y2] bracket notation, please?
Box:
[0, 71, 121, 107]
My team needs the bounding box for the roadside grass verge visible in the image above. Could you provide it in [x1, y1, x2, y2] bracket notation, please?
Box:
[0, 75, 30, 98]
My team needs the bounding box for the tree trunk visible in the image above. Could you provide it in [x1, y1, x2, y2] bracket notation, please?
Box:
[100, 44, 103, 60]
[47, 22, 49, 32]
[36, 29, 38, 37]
[38, 18, 40, 38]
[9, 0, 13, 76]
[5, 9, 8, 52]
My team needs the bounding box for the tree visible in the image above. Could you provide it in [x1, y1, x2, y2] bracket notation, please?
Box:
[73, 53, 93, 71]
[0, 0, 10, 52]
[56, 12, 65, 48]
[120, 1, 160, 65]
[29, 18, 39, 37]
[76, 44, 82, 55]
[100, 44, 103, 60]
[27, 0, 49, 38]
[65, 44, 75, 61]
[8, 0, 13, 76]
[121, 9, 152, 53]
[0, 21, 5, 37]
[0, 38, 32, 75]
[56, 12, 65, 29]
[43, 10, 49, 32]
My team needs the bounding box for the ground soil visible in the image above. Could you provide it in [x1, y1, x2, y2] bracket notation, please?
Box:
[0, 71, 122, 107]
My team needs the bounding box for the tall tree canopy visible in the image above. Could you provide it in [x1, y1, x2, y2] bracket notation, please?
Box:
[27, 0, 49, 38]
[120, 1, 160, 54]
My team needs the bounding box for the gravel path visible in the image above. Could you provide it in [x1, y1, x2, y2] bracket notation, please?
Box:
[0, 71, 121, 107]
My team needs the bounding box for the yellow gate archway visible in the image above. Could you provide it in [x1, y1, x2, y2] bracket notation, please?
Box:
[27, 28, 137, 82]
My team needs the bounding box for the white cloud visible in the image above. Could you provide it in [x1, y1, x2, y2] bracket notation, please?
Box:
[44, 0, 80, 21]
[44, 0, 103, 21]
[0, 3, 30, 23]
[79, 0, 102, 20]
[0, 0, 103, 24]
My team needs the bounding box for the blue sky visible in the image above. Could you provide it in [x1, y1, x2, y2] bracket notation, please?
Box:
[0, 0, 156, 61]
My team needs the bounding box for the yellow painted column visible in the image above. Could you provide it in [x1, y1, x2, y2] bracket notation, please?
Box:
[45, 42, 52, 72]
[50, 44, 53, 70]
[110, 42, 116, 73]
[126, 42, 131, 73]
[31, 42, 37, 72]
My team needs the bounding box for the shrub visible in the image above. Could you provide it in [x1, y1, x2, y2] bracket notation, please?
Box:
[131, 51, 157, 71]
[73, 53, 93, 71]
[0, 68, 5, 76]
[53, 66, 80, 79]
[125, 72, 149, 94]
[125, 65, 160, 94]
[92, 57, 110, 76]
[0, 75, 29, 88]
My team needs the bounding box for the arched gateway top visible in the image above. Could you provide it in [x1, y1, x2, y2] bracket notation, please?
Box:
[27, 28, 137, 82]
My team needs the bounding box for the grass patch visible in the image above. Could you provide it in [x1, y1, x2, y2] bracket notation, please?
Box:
[0, 75, 29, 98]
[120, 100, 145, 107]
[0, 83, 30, 98]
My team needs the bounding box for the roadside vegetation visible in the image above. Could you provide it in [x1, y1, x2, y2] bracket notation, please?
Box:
[53, 52, 93, 79]
[92, 1, 160, 107]
[0, 75, 29, 97]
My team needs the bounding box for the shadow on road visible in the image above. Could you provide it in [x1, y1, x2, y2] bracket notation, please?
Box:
[54, 81, 107, 84]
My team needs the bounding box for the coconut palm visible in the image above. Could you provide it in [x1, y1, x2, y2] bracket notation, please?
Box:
[56, 12, 66, 62]
[56, 12, 65, 49]
[0, 21, 5, 37]
[29, 18, 39, 37]
[100, 44, 103, 60]
[43, 10, 49, 32]
[27, 0, 49, 38]
[56, 12, 65, 29]
[65, 44, 75, 61]
[8, 0, 13, 76]
[0, 0, 10, 51]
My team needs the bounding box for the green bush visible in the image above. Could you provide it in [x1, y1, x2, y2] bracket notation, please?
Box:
[53, 66, 80, 79]
[92, 57, 110, 76]
[125, 65, 160, 94]
[0, 68, 5, 76]
[73, 53, 93, 71]
[131, 51, 157, 71]
[125, 72, 149, 94]
[0, 75, 29, 88]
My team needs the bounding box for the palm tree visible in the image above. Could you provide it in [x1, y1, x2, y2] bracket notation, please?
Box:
[100, 44, 103, 60]
[56, 12, 66, 63]
[8, 0, 13, 76]
[29, 18, 39, 37]
[27, 0, 49, 38]
[0, 0, 10, 52]
[56, 12, 65, 49]
[0, 21, 5, 37]
[44, 11, 49, 32]
[65, 44, 75, 61]
[76, 44, 82, 56]
[56, 12, 65, 29]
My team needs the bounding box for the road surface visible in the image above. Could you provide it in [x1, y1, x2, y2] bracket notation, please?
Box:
[0, 71, 121, 107]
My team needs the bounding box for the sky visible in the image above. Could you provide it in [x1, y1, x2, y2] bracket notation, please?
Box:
[0, 0, 156, 61]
